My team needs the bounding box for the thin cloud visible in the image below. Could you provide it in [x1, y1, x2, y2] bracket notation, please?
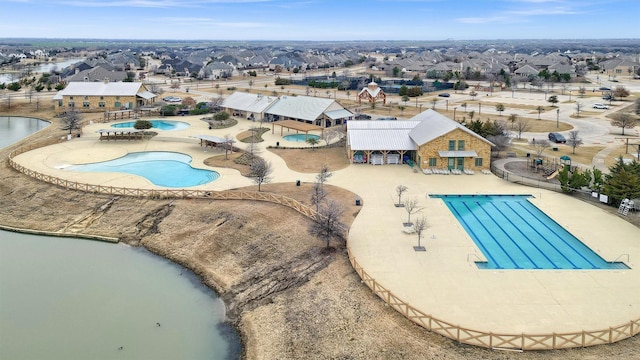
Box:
[58, 0, 270, 8]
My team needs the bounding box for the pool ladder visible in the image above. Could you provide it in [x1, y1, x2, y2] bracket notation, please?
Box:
[467, 251, 483, 264]
[613, 253, 630, 264]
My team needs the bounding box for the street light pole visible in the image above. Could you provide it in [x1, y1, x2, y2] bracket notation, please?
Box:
[556, 108, 559, 128]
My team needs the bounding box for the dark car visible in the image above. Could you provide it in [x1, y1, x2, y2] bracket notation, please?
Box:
[598, 87, 611, 91]
[354, 114, 371, 120]
[438, 93, 451, 97]
[548, 132, 566, 143]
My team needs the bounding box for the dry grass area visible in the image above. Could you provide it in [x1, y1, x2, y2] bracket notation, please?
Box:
[4, 102, 640, 359]
[269, 145, 351, 173]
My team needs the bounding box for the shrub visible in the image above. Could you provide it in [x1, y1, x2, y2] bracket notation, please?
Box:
[160, 105, 178, 116]
[214, 112, 230, 121]
[133, 120, 153, 130]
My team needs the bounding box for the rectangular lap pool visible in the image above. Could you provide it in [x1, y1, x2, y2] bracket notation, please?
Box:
[432, 195, 627, 270]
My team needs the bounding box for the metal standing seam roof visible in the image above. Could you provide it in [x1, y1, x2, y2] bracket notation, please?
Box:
[438, 150, 478, 157]
[265, 96, 335, 121]
[55, 82, 145, 96]
[325, 109, 353, 120]
[348, 120, 420, 130]
[408, 109, 495, 147]
[222, 92, 278, 113]
[348, 129, 417, 151]
[137, 91, 157, 100]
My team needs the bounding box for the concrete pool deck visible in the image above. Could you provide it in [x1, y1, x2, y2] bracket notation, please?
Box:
[11, 115, 640, 346]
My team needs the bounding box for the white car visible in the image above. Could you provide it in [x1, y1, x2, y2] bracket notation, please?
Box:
[163, 96, 182, 103]
[593, 103, 609, 109]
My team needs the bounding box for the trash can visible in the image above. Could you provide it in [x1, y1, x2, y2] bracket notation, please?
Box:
[355, 199, 361, 206]
[526, 153, 530, 158]
[296, 180, 300, 186]
[276, 142, 280, 147]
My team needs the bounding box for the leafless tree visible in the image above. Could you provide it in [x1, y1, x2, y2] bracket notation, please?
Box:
[487, 134, 511, 157]
[310, 182, 327, 212]
[566, 130, 583, 154]
[575, 102, 583, 118]
[223, 134, 235, 160]
[613, 86, 630, 99]
[4, 94, 11, 110]
[530, 138, 550, 158]
[321, 129, 338, 145]
[508, 113, 518, 129]
[24, 89, 34, 103]
[61, 110, 82, 135]
[309, 199, 345, 248]
[578, 86, 586, 98]
[170, 81, 180, 90]
[536, 106, 544, 120]
[395, 185, 408, 207]
[149, 84, 164, 95]
[413, 216, 428, 250]
[514, 117, 530, 140]
[610, 112, 638, 136]
[210, 95, 224, 110]
[249, 157, 273, 192]
[316, 164, 332, 189]
[403, 197, 423, 227]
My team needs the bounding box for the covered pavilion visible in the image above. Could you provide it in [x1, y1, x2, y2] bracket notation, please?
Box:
[271, 120, 323, 140]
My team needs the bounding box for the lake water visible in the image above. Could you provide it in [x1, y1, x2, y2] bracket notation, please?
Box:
[0, 116, 49, 148]
[0, 117, 241, 359]
[0, 58, 84, 84]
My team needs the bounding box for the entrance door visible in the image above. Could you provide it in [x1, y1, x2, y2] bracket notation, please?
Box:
[457, 157, 464, 170]
[447, 157, 455, 170]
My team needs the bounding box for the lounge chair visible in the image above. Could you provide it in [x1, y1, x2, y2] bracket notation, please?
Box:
[402, 227, 416, 234]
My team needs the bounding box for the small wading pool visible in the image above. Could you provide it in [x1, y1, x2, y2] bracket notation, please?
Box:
[66, 151, 219, 187]
[111, 120, 190, 131]
[431, 194, 628, 270]
[283, 134, 320, 142]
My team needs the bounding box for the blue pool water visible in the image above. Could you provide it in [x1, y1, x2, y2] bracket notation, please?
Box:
[283, 134, 320, 142]
[432, 195, 627, 270]
[111, 120, 190, 130]
[67, 152, 219, 187]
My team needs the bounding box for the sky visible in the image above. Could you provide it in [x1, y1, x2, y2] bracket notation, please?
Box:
[1, 0, 639, 41]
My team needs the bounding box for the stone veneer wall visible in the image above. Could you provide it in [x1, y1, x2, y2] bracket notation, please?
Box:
[416, 128, 491, 170]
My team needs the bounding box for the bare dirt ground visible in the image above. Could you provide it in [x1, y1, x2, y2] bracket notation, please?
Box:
[2, 103, 640, 359]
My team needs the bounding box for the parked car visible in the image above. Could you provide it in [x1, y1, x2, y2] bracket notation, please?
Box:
[376, 116, 397, 120]
[163, 96, 182, 103]
[354, 114, 371, 120]
[598, 86, 611, 91]
[593, 103, 609, 109]
[438, 93, 451, 97]
[602, 94, 613, 100]
[548, 132, 566, 143]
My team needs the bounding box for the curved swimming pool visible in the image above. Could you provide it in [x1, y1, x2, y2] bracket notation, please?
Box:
[283, 134, 320, 142]
[67, 152, 219, 187]
[111, 120, 190, 131]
